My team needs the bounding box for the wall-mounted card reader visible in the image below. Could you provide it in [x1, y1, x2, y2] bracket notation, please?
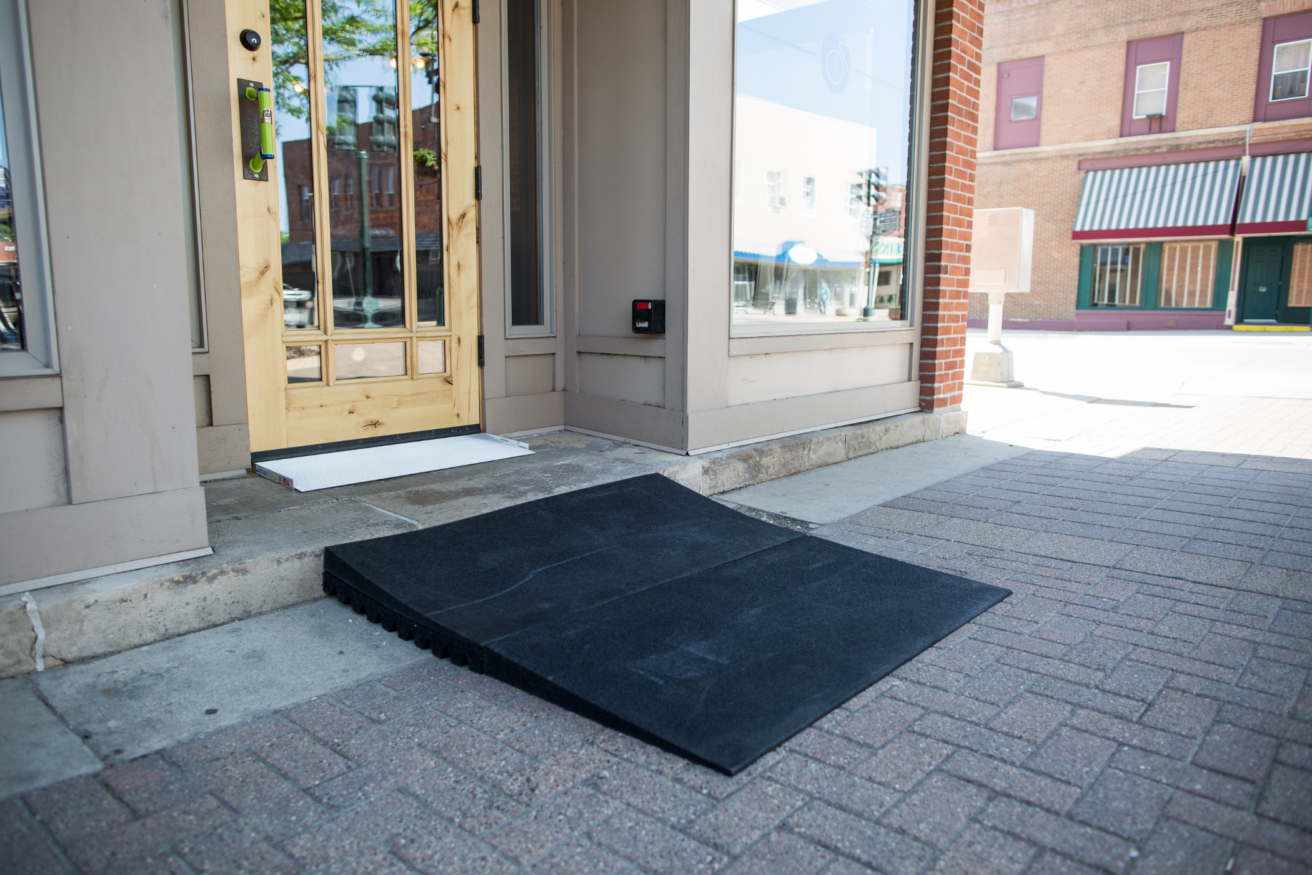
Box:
[632, 299, 665, 334]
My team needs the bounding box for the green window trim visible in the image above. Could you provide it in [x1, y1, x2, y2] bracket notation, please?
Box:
[1077, 241, 1230, 311]
[1076, 245, 1094, 309]
[1213, 240, 1233, 309]
[1141, 243, 1162, 311]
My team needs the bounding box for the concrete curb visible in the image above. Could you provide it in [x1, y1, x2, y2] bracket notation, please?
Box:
[0, 409, 966, 678]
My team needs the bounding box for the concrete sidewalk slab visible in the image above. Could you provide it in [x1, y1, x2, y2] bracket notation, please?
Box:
[1, 411, 966, 680]
[963, 330, 1312, 460]
[720, 434, 1027, 524]
[0, 677, 101, 799]
[32, 599, 430, 768]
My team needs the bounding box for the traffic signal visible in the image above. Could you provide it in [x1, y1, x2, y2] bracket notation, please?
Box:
[370, 89, 399, 152]
[859, 167, 889, 207]
[330, 87, 359, 151]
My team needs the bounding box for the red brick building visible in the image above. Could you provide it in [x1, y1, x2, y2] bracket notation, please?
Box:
[975, 0, 1312, 331]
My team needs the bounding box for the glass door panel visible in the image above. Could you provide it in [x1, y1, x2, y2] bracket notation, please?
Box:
[411, 1, 445, 327]
[272, 1, 317, 331]
[324, 0, 406, 330]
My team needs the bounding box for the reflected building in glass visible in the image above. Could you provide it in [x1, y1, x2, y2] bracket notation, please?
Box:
[731, 0, 915, 330]
[0, 88, 22, 351]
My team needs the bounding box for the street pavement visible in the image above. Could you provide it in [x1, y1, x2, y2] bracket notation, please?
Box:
[3, 330, 1311, 875]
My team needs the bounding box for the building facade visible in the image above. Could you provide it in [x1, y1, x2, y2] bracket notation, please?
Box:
[975, 0, 1312, 331]
[0, 0, 984, 617]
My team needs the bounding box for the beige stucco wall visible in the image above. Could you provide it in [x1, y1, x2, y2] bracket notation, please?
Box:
[186, 0, 254, 475]
[482, 0, 928, 452]
[0, 0, 208, 586]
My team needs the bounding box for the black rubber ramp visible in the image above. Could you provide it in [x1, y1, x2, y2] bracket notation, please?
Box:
[324, 474, 1010, 774]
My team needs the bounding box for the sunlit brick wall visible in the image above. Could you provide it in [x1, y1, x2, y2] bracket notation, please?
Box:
[920, 0, 985, 411]
[969, 0, 1310, 325]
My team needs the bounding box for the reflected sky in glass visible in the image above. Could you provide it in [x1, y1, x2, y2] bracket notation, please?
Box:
[732, 0, 915, 328]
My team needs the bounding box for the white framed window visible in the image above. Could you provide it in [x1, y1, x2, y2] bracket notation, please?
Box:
[1091, 244, 1144, 306]
[1133, 62, 1170, 118]
[1158, 241, 1216, 308]
[1010, 95, 1038, 121]
[848, 182, 865, 220]
[766, 170, 787, 211]
[1272, 38, 1312, 102]
[0, 0, 55, 374]
[802, 176, 816, 215]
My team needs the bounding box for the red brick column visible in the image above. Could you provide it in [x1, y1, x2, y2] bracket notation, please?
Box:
[919, 0, 983, 411]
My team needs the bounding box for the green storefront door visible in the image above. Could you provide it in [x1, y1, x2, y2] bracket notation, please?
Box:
[1241, 244, 1284, 321]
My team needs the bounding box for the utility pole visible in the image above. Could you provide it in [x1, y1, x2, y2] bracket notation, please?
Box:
[860, 167, 888, 318]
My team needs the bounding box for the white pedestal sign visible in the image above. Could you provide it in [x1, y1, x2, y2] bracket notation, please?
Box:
[967, 208, 1035, 388]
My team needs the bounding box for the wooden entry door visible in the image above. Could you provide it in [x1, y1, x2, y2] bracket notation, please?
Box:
[1241, 243, 1283, 322]
[230, 0, 480, 455]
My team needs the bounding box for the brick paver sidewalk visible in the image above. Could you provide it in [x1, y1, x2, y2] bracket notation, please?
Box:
[5, 448, 1311, 875]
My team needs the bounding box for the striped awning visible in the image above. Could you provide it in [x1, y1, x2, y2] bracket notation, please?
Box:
[1236, 152, 1312, 236]
[1073, 159, 1242, 241]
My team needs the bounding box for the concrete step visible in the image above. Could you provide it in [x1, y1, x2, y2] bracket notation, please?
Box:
[0, 410, 965, 678]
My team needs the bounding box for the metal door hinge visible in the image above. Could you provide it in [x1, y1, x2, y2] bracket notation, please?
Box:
[475, 165, 482, 200]
[473, 0, 480, 23]
[477, 335, 485, 367]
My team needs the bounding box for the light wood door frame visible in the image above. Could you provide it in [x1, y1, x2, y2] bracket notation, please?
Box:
[225, 0, 481, 455]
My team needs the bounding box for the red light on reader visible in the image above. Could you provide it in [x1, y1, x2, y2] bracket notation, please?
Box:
[636, 302, 650, 309]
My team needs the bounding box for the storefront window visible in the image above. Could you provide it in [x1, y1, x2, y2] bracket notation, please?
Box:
[731, 0, 916, 332]
[0, 0, 53, 373]
[0, 75, 22, 353]
[1091, 244, 1144, 306]
[1291, 242, 1312, 308]
[1158, 241, 1216, 308]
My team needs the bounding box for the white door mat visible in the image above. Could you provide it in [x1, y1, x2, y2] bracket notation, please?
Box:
[255, 433, 534, 492]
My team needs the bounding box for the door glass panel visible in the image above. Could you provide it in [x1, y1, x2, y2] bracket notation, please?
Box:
[411, 1, 445, 327]
[272, 1, 318, 330]
[335, 341, 406, 379]
[325, 0, 405, 330]
[417, 339, 446, 374]
[286, 344, 322, 383]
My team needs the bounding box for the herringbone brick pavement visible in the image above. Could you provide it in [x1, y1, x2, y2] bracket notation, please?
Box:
[4, 448, 1310, 875]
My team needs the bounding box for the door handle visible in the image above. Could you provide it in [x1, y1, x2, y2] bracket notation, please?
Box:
[245, 86, 275, 172]
[238, 79, 273, 180]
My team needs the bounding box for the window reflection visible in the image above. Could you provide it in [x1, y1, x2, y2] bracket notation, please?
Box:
[324, 0, 405, 330]
[335, 341, 406, 379]
[412, 1, 445, 326]
[272, 1, 318, 331]
[0, 71, 24, 351]
[731, 0, 915, 331]
[285, 344, 322, 383]
[417, 339, 446, 374]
